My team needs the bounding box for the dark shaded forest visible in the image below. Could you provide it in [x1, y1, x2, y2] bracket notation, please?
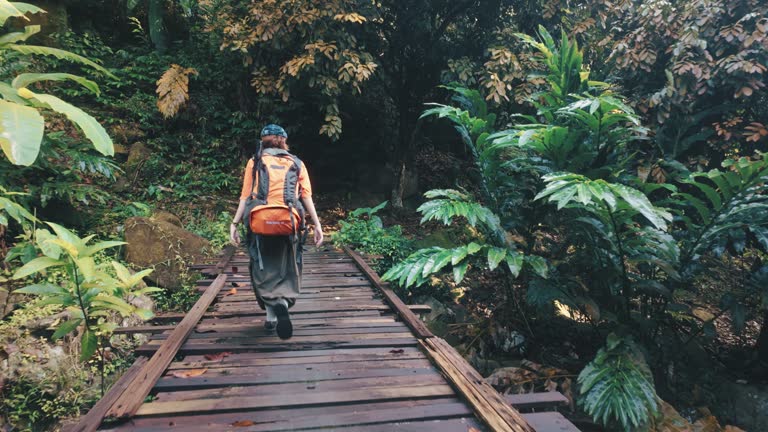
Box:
[1, 0, 767, 431]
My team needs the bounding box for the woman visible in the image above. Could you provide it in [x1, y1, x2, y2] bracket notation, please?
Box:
[229, 124, 323, 339]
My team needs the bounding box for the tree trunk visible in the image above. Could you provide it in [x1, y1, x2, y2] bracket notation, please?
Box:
[148, 0, 168, 53]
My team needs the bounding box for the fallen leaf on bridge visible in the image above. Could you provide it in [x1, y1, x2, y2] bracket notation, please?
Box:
[170, 368, 207, 378]
[204, 352, 232, 361]
[232, 420, 255, 427]
[226, 288, 237, 296]
[389, 349, 404, 354]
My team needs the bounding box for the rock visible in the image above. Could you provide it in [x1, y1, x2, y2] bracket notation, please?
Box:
[415, 295, 455, 323]
[124, 217, 211, 289]
[126, 142, 151, 168]
[491, 326, 526, 355]
[152, 210, 182, 228]
[713, 379, 768, 431]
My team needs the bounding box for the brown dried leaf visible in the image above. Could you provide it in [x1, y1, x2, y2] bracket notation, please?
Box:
[204, 352, 232, 361]
[232, 420, 255, 427]
[156, 64, 198, 119]
[226, 288, 237, 296]
[170, 368, 207, 378]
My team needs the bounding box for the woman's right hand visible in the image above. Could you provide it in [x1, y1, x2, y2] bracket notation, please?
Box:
[230, 223, 241, 245]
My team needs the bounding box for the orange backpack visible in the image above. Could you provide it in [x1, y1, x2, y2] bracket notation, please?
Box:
[245, 149, 305, 236]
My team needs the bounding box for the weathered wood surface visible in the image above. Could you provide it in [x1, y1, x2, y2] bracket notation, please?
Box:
[79, 247, 575, 431]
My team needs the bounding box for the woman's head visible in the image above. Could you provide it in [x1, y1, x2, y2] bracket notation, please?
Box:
[260, 124, 288, 150]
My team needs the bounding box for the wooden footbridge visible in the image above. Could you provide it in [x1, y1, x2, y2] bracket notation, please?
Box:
[67, 246, 579, 432]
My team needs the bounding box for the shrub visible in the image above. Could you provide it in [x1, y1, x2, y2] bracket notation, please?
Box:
[332, 201, 413, 273]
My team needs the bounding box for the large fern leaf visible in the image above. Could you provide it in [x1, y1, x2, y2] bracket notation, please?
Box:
[578, 334, 658, 431]
[418, 189, 501, 230]
[536, 173, 672, 230]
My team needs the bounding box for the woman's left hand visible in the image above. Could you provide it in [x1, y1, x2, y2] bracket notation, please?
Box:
[313, 224, 324, 247]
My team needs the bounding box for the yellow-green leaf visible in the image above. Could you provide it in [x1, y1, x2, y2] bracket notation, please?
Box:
[0, 99, 44, 166]
[22, 90, 113, 156]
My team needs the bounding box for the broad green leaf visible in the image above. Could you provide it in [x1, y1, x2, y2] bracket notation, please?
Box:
[22, 91, 113, 156]
[0, 0, 28, 25]
[15, 282, 65, 295]
[96, 322, 118, 333]
[6, 44, 115, 78]
[13, 256, 64, 279]
[0, 24, 39, 44]
[451, 246, 468, 266]
[80, 328, 98, 361]
[487, 247, 507, 271]
[453, 260, 469, 284]
[525, 255, 549, 278]
[36, 228, 61, 259]
[45, 222, 83, 250]
[92, 294, 134, 316]
[467, 242, 482, 254]
[12, 73, 100, 95]
[505, 252, 524, 277]
[9, 2, 44, 15]
[75, 257, 96, 280]
[0, 82, 26, 104]
[111, 261, 132, 282]
[53, 318, 82, 340]
[84, 240, 126, 257]
[611, 184, 669, 230]
[45, 238, 79, 258]
[0, 99, 44, 166]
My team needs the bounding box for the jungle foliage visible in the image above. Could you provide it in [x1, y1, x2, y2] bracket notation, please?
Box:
[0, 0, 767, 430]
[384, 25, 768, 430]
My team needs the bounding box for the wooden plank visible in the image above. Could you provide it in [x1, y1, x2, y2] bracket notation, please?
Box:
[329, 418, 487, 432]
[153, 367, 440, 392]
[135, 384, 456, 416]
[168, 349, 425, 371]
[214, 245, 236, 272]
[154, 304, 430, 321]
[113, 325, 175, 335]
[344, 246, 434, 339]
[106, 274, 228, 419]
[64, 357, 149, 432]
[107, 398, 465, 431]
[154, 374, 447, 402]
[176, 346, 423, 362]
[165, 400, 474, 432]
[163, 358, 433, 378]
[135, 337, 419, 356]
[421, 337, 534, 432]
[522, 412, 580, 432]
[151, 324, 410, 340]
[506, 392, 569, 411]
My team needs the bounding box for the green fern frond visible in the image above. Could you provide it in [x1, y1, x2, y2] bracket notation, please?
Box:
[536, 173, 672, 230]
[418, 189, 501, 231]
[578, 334, 658, 431]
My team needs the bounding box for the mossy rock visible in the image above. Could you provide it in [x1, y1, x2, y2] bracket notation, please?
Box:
[124, 217, 211, 289]
[152, 210, 182, 228]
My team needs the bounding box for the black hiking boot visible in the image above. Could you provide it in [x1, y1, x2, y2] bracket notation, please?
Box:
[273, 302, 293, 339]
[264, 320, 277, 332]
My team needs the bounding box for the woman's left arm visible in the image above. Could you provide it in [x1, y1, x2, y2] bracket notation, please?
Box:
[301, 196, 323, 247]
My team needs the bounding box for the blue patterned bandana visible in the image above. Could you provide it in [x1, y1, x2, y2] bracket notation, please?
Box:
[260, 124, 287, 138]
